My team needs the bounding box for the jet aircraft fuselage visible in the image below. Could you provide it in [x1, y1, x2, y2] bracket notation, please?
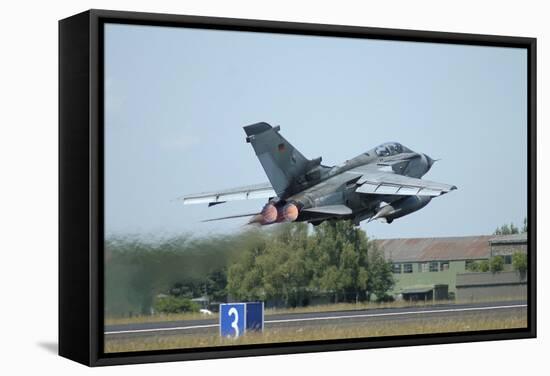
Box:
[181, 122, 456, 226]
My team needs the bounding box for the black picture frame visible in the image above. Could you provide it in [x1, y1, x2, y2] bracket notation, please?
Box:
[59, 9, 537, 367]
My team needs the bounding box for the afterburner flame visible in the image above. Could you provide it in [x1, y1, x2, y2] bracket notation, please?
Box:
[282, 203, 299, 222]
[261, 204, 278, 224]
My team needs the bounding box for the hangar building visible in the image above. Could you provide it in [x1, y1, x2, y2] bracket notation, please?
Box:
[376, 234, 527, 301]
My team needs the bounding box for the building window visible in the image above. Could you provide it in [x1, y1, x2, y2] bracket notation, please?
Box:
[440, 262, 449, 271]
[419, 262, 429, 273]
[429, 262, 439, 272]
[504, 255, 512, 264]
[392, 263, 401, 274]
[403, 263, 413, 273]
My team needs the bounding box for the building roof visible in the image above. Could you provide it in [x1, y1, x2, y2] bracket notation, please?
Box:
[375, 235, 493, 263]
[489, 233, 528, 244]
[401, 285, 436, 294]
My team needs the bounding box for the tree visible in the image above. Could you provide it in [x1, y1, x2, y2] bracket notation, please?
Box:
[227, 223, 313, 306]
[479, 260, 490, 272]
[227, 221, 394, 307]
[494, 219, 528, 235]
[153, 295, 199, 314]
[489, 256, 504, 273]
[512, 252, 527, 275]
[494, 223, 519, 235]
[227, 242, 267, 302]
[466, 261, 480, 272]
[310, 221, 370, 303]
[366, 242, 394, 302]
[205, 268, 228, 302]
[257, 224, 313, 307]
[310, 221, 358, 302]
[168, 281, 196, 298]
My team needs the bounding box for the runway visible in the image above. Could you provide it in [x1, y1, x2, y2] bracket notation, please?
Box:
[105, 300, 527, 340]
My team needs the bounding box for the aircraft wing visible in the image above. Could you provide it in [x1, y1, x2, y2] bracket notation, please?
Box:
[350, 168, 457, 197]
[178, 182, 276, 205]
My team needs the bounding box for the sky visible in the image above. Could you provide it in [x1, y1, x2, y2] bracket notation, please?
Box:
[104, 23, 527, 240]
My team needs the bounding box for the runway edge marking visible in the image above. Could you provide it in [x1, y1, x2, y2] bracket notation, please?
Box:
[105, 304, 527, 335]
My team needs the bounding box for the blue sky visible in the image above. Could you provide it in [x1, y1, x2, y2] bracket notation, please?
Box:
[104, 23, 527, 240]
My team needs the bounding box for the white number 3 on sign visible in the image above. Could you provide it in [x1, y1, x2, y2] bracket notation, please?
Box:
[228, 307, 239, 337]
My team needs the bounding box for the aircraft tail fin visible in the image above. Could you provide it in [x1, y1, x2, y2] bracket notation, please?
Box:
[244, 122, 320, 198]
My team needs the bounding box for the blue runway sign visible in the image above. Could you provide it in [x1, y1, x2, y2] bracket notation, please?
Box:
[245, 302, 264, 331]
[219, 302, 264, 337]
[220, 303, 246, 338]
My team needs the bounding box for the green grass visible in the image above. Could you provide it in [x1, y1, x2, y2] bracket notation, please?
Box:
[104, 311, 527, 353]
[105, 311, 218, 325]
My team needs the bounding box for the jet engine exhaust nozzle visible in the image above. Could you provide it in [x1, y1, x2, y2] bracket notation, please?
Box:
[261, 203, 278, 224]
[248, 202, 300, 225]
[282, 203, 299, 222]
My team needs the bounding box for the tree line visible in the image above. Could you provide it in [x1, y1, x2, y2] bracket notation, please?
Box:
[493, 217, 528, 235]
[466, 252, 527, 274]
[104, 221, 394, 317]
[228, 221, 393, 307]
[466, 218, 529, 275]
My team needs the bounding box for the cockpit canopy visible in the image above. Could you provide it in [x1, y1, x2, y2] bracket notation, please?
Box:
[375, 142, 404, 157]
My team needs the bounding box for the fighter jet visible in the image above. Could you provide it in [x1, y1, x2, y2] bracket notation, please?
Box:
[180, 122, 456, 226]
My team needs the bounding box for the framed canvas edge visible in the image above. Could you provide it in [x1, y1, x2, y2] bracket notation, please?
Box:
[59, 9, 93, 366]
[59, 8, 537, 367]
